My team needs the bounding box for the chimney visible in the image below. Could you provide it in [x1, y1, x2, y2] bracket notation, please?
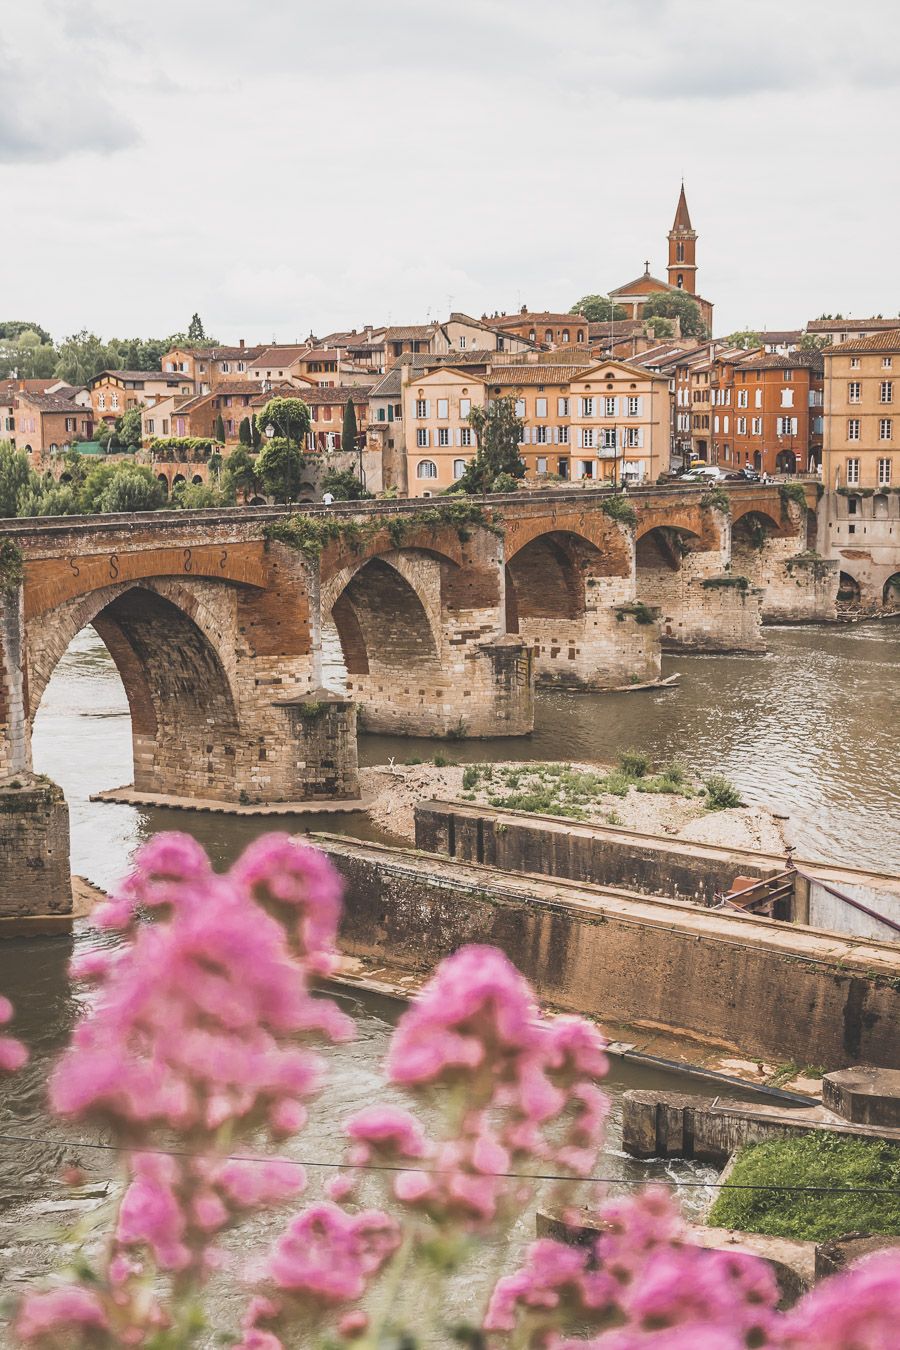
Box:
[239, 338, 245, 349]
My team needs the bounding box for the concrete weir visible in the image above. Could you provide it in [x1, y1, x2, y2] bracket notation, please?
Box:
[313, 834, 900, 1072]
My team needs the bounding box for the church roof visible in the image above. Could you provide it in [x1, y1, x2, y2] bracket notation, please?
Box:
[608, 273, 672, 298]
[671, 183, 694, 233]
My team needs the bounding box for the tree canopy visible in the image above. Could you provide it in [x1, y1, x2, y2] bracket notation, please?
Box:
[642, 291, 708, 339]
[255, 437, 304, 502]
[222, 447, 260, 499]
[255, 397, 311, 445]
[453, 397, 525, 494]
[724, 330, 762, 350]
[569, 295, 627, 323]
[320, 467, 372, 501]
[0, 441, 36, 517]
[114, 406, 144, 451]
[341, 397, 359, 454]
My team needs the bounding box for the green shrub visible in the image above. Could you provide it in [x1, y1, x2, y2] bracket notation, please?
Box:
[708, 1132, 900, 1242]
[461, 766, 479, 790]
[700, 486, 731, 514]
[703, 774, 743, 809]
[432, 754, 449, 768]
[601, 494, 638, 528]
[618, 749, 649, 778]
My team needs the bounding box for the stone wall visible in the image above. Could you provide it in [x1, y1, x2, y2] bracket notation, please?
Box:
[0, 777, 71, 917]
[414, 801, 784, 904]
[318, 836, 900, 1071]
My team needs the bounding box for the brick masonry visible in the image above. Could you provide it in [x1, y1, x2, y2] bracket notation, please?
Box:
[0, 778, 71, 917]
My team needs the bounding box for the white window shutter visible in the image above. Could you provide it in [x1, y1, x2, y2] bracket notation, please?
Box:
[637, 396, 644, 415]
[432, 429, 439, 447]
[613, 397, 620, 416]
[553, 425, 559, 443]
[792, 417, 798, 435]
[456, 428, 462, 446]
[425, 400, 431, 417]
[637, 427, 644, 448]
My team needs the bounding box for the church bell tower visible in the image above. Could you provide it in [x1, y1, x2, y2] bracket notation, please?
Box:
[667, 183, 698, 294]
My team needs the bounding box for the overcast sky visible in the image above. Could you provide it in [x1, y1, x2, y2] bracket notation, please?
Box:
[2, 0, 898, 343]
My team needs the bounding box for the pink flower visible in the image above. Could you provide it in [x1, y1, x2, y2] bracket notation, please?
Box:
[116, 1152, 191, 1271]
[387, 945, 540, 1087]
[338, 1309, 369, 1338]
[0, 996, 27, 1073]
[229, 834, 343, 972]
[781, 1249, 900, 1348]
[15, 1286, 109, 1342]
[0, 994, 14, 1023]
[214, 1159, 306, 1209]
[346, 1106, 428, 1162]
[264, 1203, 400, 1303]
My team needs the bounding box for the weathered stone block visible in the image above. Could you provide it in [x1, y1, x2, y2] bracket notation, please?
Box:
[0, 776, 71, 917]
[823, 1066, 900, 1128]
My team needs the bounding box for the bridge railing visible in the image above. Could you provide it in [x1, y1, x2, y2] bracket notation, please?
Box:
[0, 480, 813, 541]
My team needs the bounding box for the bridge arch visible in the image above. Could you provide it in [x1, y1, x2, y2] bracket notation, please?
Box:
[838, 571, 861, 605]
[505, 529, 602, 632]
[883, 572, 900, 609]
[27, 578, 243, 797]
[323, 551, 443, 685]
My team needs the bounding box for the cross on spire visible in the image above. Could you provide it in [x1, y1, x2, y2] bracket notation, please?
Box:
[643, 260, 650, 275]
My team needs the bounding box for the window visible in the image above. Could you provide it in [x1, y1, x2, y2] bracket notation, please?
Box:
[147, 418, 155, 434]
[377, 407, 386, 421]
[783, 369, 793, 381]
[850, 357, 860, 369]
[601, 428, 617, 450]
[737, 390, 748, 408]
[453, 458, 466, 479]
[755, 389, 762, 407]
[579, 461, 594, 478]
[878, 457, 892, 485]
[846, 458, 860, 484]
[65, 417, 76, 432]
[627, 396, 639, 416]
[460, 427, 472, 447]
[557, 397, 569, 416]
[415, 399, 428, 418]
[880, 381, 893, 403]
[562, 330, 569, 343]
[97, 393, 106, 410]
[459, 336, 467, 349]
[848, 418, 861, 440]
[581, 397, 594, 416]
[545, 330, 553, 343]
[536, 456, 548, 473]
[581, 427, 595, 448]
[534, 425, 548, 444]
[416, 459, 438, 479]
[111, 393, 119, 410]
[777, 416, 798, 436]
[438, 427, 450, 447]
[237, 361, 245, 372]
[528, 330, 536, 342]
[880, 418, 893, 440]
[558, 426, 569, 445]
[535, 397, 547, 417]
[460, 398, 471, 418]
[416, 428, 429, 448]
[624, 427, 640, 448]
[605, 396, 617, 415]
[781, 388, 794, 407]
[437, 398, 449, 418]
[723, 416, 730, 433]
[514, 399, 526, 417]
[883, 357, 893, 369]
[737, 417, 747, 435]
[162, 419, 169, 435]
[848, 381, 861, 402]
[221, 363, 230, 373]
[752, 417, 762, 435]
[676, 241, 684, 262]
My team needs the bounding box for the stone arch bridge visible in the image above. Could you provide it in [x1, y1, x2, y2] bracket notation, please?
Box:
[0, 483, 833, 910]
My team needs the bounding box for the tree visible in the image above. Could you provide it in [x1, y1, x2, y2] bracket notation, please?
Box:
[255, 396, 311, 445]
[222, 447, 260, 500]
[644, 315, 675, 339]
[320, 468, 373, 501]
[54, 331, 120, 386]
[115, 405, 144, 451]
[94, 421, 115, 451]
[0, 441, 36, 517]
[724, 330, 761, 350]
[341, 397, 359, 454]
[171, 481, 227, 510]
[238, 417, 252, 446]
[214, 413, 226, 443]
[454, 397, 525, 494]
[800, 333, 831, 351]
[0, 319, 53, 345]
[569, 295, 628, 323]
[642, 291, 708, 339]
[17, 482, 81, 517]
[186, 313, 208, 344]
[256, 437, 304, 503]
[95, 464, 167, 513]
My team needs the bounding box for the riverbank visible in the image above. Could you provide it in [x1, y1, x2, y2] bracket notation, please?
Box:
[358, 759, 788, 854]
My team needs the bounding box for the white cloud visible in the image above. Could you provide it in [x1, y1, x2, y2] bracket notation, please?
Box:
[1, 0, 899, 337]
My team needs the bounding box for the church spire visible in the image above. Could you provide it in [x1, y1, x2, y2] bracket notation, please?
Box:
[672, 181, 693, 233]
[667, 183, 698, 294]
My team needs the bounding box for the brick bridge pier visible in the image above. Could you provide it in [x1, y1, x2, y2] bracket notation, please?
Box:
[0, 482, 833, 916]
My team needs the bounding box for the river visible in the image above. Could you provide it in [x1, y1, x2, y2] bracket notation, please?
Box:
[1, 622, 897, 1331]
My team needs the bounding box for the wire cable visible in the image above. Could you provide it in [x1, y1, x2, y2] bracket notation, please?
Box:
[0, 1131, 896, 1194]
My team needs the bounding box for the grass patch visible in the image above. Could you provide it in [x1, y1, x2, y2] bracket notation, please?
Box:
[708, 1132, 900, 1242]
[703, 774, 743, 810]
[618, 749, 649, 778]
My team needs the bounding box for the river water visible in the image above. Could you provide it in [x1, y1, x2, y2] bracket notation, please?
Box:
[1, 623, 898, 1327]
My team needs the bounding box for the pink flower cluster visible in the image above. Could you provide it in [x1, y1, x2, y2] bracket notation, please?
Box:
[0, 993, 28, 1073]
[489, 1186, 900, 1349]
[379, 945, 609, 1227]
[50, 832, 351, 1138]
[238, 1204, 400, 1347]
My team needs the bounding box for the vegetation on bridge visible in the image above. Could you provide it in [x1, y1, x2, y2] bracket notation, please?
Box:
[265, 499, 500, 559]
[779, 482, 809, 515]
[701, 574, 751, 592]
[0, 539, 24, 595]
[600, 494, 638, 528]
[709, 1132, 900, 1242]
[700, 486, 732, 514]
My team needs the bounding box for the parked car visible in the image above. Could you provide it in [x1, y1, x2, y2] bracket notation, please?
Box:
[681, 465, 728, 483]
